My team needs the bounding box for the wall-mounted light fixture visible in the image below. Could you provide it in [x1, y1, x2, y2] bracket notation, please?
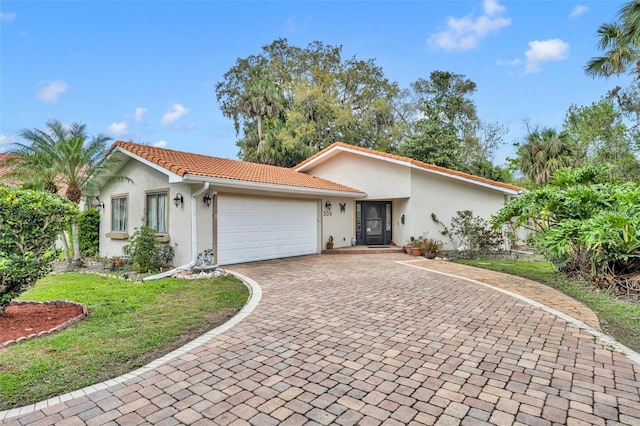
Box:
[203, 192, 212, 207]
[92, 197, 105, 210]
[173, 193, 184, 207]
[401, 214, 405, 225]
[325, 200, 332, 210]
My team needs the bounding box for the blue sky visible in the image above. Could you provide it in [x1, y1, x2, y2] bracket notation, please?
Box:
[0, 0, 634, 165]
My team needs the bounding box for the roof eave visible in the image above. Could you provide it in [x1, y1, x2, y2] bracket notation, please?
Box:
[112, 146, 184, 182]
[293, 148, 342, 172]
[407, 164, 523, 195]
[182, 175, 366, 198]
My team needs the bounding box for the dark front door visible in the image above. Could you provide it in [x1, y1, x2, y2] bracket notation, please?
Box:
[356, 201, 392, 245]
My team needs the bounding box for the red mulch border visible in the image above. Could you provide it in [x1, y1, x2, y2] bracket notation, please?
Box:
[1, 301, 89, 349]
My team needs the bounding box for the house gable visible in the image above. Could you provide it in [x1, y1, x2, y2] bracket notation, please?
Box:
[300, 150, 412, 200]
[294, 142, 524, 196]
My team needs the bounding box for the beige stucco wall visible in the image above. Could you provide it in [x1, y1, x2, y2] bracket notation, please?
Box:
[305, 150, 511, 250]
[309, 152, 411, 199]
[310, 152, 411, 247]
[320, 196, 356, 249]
[393, 198, 411, 247]
[407, 169, 508, 250]
[98, 159, 213, 267]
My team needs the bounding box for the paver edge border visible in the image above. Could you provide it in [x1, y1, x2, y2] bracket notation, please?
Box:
[400, 259, 640, 366]
[0, 270, 262, 421]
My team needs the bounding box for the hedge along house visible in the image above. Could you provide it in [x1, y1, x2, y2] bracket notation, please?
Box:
[97, 141, 524, 269]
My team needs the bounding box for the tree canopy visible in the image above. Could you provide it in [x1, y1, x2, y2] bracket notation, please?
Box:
[585, 0, 640, 79]
[215, 39, 404, 166]
[215, 39, 507, 177]
[6, 120, 126, 263]
[563, 87, 640, 181]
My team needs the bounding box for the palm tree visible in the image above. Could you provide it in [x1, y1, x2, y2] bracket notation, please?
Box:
[12, 119, 122, 264]
[517, 128, 579, 186]
[585, 1, 640, 78]
[239, 66, 285, 151]
[2, 144, 59, 194]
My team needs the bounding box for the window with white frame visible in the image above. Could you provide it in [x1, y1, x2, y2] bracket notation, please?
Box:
[146, 191, 168, 233]
[111, 195, 127, 232]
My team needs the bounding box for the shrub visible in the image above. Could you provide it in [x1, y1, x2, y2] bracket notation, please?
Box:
[0, 187, 76, 312]
[492, 164, 640, 288]
[78, 208, 100, 257]
[432, 210, 505, 257]
[122, 226, 175, 272]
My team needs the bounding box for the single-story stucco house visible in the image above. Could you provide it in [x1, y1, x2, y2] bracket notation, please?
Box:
[97, 141, 525, 268]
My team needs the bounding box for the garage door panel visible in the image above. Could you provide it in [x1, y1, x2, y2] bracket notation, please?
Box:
[217, 197, 318, 265]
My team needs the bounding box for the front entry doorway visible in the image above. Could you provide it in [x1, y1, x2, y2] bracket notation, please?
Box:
[356, 201, 392, 245]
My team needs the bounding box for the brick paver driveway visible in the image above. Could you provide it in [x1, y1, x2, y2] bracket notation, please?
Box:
[3, 253, 640, 425]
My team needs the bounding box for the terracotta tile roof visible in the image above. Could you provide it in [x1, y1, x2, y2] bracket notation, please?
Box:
[0, 153, 11, 176]
[295, 142, 525, 193]
[112, 141, 364, 194]
[0, 153, 19, 187]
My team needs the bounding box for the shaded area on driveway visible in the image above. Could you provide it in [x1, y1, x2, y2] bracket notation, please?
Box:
[3, 253, 640, 425]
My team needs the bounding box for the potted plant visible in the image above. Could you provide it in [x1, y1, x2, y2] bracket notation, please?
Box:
[327, 235, 334, 250]
[421, 238, 443, 259]
[410, 236, 425, 256]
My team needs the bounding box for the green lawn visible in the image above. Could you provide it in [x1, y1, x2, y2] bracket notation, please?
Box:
[455, 258, 640, 354]
[0, 272, 249, 410]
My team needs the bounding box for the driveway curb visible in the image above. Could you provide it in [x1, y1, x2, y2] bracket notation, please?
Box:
[402, 259, 640, 366]
[0, 271, 262, 421]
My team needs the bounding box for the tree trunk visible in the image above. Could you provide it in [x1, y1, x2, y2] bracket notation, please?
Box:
[71, 221, 82, 266]
[59, 231, 71, 263]
[257, 115, 265, 151]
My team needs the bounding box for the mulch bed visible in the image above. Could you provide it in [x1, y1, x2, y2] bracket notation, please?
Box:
[0, 301, 88, 347]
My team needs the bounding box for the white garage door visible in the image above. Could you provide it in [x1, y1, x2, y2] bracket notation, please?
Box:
[217, 196, 318, 265]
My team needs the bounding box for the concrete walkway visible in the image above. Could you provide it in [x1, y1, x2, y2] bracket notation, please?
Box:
[2, 253, 640, 425]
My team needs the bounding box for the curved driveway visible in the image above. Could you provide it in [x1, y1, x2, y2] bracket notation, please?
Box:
[3, 253, 640, 425]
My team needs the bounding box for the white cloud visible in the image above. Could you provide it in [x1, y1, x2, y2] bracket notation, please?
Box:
[107, 121, 129, 137]
[483, 0, 505, 15]
[428, 0, 511, 51]
[36, 80, 69, 103]
[570, 5, 588, 18]
[496, 58, 521, 67]
[0, 134, 18, 152]
[0, 12, 16, 22]
[525, 39, 570, 73]
[286, 15, 299, 33]
[0, 134, 12, 152]
[160, 103, 189, 126]
[285, 14, 311, 33]
[135, 107, 147, 122]
[153, 140, 168, 148]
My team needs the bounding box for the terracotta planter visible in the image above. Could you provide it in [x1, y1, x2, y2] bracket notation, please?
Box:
[327, 243, 334, 250]
[411, 247, 422, 256]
